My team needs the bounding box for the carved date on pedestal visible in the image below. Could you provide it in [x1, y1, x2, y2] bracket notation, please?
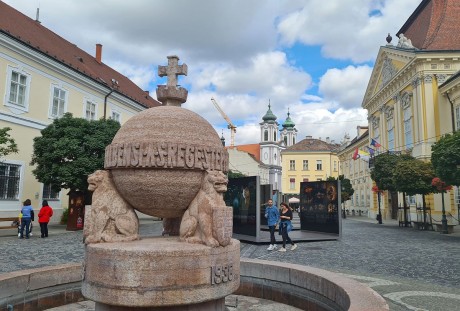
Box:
[211, 263, 234, 285]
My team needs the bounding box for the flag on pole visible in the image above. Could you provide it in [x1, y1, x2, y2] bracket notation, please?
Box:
[352, 148, 359, 160]
[358, 149, 370, 162]
[352, 148, 370, 161]
[371, 139, 381, 148]
[366, 146, 375, 156]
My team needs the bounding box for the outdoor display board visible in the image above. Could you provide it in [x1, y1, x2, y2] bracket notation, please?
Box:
[224, 176, 258, 236]
[299, 181, 340, 234]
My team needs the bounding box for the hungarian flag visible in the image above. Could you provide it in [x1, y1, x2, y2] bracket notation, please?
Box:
[352, 148, 359, 160]
[371, 139, 381, 148]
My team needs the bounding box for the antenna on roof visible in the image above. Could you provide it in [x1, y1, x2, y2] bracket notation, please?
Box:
[35, 7, 41, 24]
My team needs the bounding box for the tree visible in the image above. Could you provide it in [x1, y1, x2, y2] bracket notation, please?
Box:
[370, 152, 413, 223]
[30, 113, 120, 195]
[371, 153, 413, 191]
[393, 159, 435, 197]
[227, 170, 247, 179]
[431, 131, 460, 186]
[0, 127, 18, 160]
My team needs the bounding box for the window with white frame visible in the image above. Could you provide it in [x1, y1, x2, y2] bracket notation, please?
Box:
[85, 101, 96, 120]
[0, 163, 21, 200]
[42, 184, 60, 200]
[289, 160, 295, 170]
[50, 87, 67, 118]
[387, 114, 394, 151]
[7, 68, 30, 110]
[111, 111, 121, 122]
[455, 106, 460, 131]
[316, 160, 322, 171]
[303, 160, 308, 170]
[403, 98, 413, 149]
[289, 178, 295, 190]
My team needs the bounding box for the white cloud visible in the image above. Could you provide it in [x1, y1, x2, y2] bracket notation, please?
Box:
[318, 65, 373, 109]
[3, 0, 418, 148]
[277, 0, 421, 63]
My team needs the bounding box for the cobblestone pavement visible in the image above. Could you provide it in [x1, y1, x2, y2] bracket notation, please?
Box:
[1, 217, 459, 311]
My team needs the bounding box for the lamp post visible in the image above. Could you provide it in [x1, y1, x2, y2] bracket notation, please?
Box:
[372, 185, 383, 224]
[432, 177, 452, 234]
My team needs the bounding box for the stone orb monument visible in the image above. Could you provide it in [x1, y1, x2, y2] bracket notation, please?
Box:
[105, 105, 228, 218]
[82, 56, 239, 311]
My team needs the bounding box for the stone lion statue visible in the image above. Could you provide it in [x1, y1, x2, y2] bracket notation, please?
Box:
[180, 170, 229, 247]
[84, 170, 139, 244]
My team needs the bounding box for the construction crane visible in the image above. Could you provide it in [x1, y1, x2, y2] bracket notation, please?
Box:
[211, 97, 237, 146]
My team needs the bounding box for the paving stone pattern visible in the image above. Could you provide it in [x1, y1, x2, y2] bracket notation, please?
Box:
[0, 218, 459, 311]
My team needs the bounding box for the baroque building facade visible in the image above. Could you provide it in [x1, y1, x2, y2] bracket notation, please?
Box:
[362, 0, 460, 224]
[0, 2, 160, 221]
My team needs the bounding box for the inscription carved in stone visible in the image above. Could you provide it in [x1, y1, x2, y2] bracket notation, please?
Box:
[105, 142, 229, 172]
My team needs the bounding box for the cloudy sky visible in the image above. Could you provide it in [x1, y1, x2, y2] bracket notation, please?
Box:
[5, 0, 421, 145]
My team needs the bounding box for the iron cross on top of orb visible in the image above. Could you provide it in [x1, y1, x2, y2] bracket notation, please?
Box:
[158, 55, 188, 87]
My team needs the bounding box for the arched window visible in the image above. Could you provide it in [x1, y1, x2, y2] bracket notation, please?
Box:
[292, 137, 295, 145]
[264, 130, 268, 141]
[284, 136, 287, 145]
[273, 131, 277, 141]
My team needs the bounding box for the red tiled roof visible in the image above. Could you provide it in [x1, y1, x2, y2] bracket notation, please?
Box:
[227, 144, 260, 161]
[397, 0, 460, 50]
[283, 138, 340, 153]
[0, 1, 160, 108]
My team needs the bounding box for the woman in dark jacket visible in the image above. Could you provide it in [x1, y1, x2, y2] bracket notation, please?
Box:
[278, 202, 297, 252]
[38, 200, 53, 238]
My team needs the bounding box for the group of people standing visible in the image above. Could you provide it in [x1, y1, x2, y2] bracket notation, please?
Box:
[18, 199, 53, 239]
[264, 199, 297, 252]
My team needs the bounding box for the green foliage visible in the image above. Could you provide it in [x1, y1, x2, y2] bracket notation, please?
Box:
[228, 170, 247, 179]
[325, 175, 354, 201]
[60, 208, 69, 225]
[30, 113, 120, 193]
[370, 153, 413, 191]
[431, 131, 460, 186]
[393, 159, 435, 196]
[0, 127, 18, 159]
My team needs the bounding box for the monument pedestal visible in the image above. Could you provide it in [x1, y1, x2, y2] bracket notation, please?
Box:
[82, 237, 240, 310]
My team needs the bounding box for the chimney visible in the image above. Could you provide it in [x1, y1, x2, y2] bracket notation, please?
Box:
[96, 44, 102, 64]
[306, 135, 312, 139]
[35, 8, 41, 24]
[326, 137, 330, 143]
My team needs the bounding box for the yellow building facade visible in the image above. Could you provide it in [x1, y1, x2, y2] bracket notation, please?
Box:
[337, 127, 372, 216]
[362, 1, 460, 225]
[0, 2, 159, 222]
[281, 136, 340, 200]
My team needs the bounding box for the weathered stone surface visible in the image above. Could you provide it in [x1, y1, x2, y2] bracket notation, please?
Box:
[107, 106, 229, 218]
[82, 238, 240, 307]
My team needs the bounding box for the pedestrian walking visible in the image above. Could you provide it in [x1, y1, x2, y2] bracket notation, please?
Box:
[264, 199, 279, 251]
[278, 202, 297, 252]
[19, 199, 34, 239]
[38, 200, 53, 238]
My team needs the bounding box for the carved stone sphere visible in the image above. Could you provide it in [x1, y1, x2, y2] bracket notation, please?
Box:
[108, 106, 226, 218]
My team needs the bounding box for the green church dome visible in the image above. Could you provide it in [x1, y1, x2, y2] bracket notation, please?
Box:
[262, 103, 277, 122]
[282, 110, 295, 128]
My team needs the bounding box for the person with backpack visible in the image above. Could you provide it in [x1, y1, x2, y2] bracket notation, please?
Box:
[38, 200, 53, 238]
[19, 199, 34, 239]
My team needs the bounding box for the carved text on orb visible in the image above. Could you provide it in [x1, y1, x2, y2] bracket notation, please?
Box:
[105, 142, 229, 171]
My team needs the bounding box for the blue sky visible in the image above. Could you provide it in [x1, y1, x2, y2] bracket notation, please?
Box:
[5, 0, 422, 145]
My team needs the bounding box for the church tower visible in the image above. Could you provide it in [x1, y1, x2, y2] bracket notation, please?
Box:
[280, 109, 298, 147]
[259, 102, 282, 191]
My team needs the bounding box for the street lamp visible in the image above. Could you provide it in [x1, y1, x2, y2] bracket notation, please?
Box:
[372, 185, 383, 224]
[432, 177, 452, 234]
